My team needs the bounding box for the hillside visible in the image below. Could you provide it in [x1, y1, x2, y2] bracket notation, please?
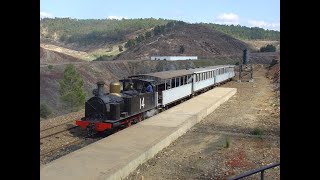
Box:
[40, 18, 279, 54]
[40, 46, 83, 65]
[40, 18, 171, 51]
[114, 24, 252, 60]
[201, 23, 280, 41]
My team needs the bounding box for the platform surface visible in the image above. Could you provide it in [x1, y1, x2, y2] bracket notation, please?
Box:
[40, 87, 237, 180]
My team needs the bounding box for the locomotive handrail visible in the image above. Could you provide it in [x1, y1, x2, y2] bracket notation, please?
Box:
[228, 162, 280, 180]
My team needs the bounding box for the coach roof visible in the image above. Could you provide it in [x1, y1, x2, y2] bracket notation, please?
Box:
[129, 65, 234, 80]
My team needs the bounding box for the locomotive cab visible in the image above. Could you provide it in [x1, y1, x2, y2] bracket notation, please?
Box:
[120, 79, 156, 94]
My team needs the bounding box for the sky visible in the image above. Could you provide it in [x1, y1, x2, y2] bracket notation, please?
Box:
[40, 0, 280, 31]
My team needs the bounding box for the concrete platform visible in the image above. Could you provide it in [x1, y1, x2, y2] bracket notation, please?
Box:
[40, 87, 236, 180]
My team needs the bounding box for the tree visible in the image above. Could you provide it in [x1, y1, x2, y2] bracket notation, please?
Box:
[135, 34, 145, 43]
[118, 45, 123, 52]
[59, 64, 86, 112]
[260, 44, 276, 52]
[40, 103, 52, 119]
[124, 39, 136, 48]
[179, 45, 185, 53]
[145, 31, 152, 38]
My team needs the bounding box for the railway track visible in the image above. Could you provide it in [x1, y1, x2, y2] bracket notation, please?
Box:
[41, 120, 77, 132]
[40, 136, 92, 157]
[40, 126, 79, 139]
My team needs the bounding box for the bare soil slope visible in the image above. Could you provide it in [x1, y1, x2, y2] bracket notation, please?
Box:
[114, 24, 253, 60]
[40, 46, 83, 65]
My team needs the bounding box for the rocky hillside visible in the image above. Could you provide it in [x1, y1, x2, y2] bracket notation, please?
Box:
[114, 24, 252, 60]
[40, 46, 83, 65]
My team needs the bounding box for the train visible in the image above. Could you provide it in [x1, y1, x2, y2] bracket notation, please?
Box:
[76, 65, 235, 134]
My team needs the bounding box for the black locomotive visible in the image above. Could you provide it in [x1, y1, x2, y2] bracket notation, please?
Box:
[76, 78, 157, 133]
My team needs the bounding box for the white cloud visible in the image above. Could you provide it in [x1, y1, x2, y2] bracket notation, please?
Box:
[40, 12, 53, 18]
[107, 16, 128, 20]
[216, 13, 239, 25]
[248, 20, 280, 31]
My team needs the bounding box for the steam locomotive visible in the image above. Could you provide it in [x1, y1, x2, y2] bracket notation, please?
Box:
[76, 65, 235, 134]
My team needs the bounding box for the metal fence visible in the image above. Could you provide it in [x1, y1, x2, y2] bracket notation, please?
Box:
[228, 162, 280, 180]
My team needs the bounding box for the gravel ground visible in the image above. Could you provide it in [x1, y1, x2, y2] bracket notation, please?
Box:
[127, 64, 280, 180]
[40, 109, 87, 166]
[40, 109, 85, 130]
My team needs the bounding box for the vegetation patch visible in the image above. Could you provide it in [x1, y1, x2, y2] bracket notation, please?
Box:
[40, 103, 52, 119]
[251, 128, 263, 136]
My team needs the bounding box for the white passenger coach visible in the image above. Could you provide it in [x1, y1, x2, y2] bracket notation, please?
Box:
[128, 65, 235, 107]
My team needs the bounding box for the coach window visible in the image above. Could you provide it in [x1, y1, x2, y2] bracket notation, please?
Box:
[175, 77, 178, 87]
[171, 78, 176, 88]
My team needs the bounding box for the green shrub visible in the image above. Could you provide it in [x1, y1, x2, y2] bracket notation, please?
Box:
[48, 65, 53, 70]
[252, 128, 263, 136]
[93, 55, 114, 61]
[260, 44, 276, 52]
[40, 103, 52, 118]
[224, 137, 230, 148]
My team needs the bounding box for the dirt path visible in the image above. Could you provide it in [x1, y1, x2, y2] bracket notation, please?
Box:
[127, 64, 280, 180]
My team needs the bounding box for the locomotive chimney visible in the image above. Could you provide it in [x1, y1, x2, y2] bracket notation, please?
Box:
[97, 81, 105, 96]
[243, 49, 250, 64]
